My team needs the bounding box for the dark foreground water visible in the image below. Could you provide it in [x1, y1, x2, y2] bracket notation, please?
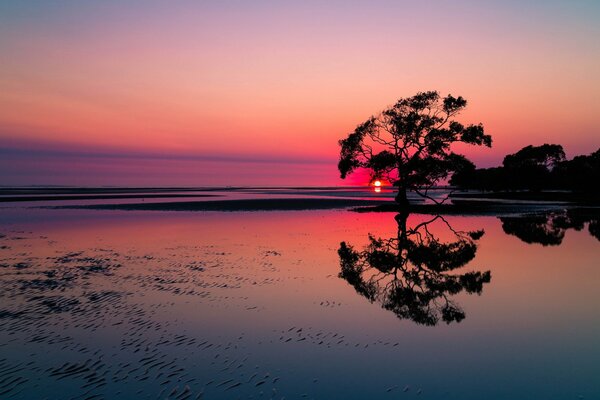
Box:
[0, 195, 599, 399]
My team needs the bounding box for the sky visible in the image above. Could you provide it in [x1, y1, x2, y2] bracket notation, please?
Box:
[1, 0, 599, 186]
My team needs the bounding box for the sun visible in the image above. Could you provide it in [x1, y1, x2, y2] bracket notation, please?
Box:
[373, 180, 382, 187]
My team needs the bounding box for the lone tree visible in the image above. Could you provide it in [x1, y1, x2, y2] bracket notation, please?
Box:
[338, 91, 492, 207]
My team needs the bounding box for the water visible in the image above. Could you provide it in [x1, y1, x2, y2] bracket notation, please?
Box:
[0, 191, 598, 399]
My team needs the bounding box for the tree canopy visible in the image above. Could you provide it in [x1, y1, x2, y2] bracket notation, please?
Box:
[338, 91, 492, 206]
[502, 144, 565, 170]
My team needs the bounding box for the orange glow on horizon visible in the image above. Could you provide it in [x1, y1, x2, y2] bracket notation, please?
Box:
[0, 2, 599, 185]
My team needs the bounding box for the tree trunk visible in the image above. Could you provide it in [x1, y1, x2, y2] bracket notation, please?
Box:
[395, 186, 410, 210]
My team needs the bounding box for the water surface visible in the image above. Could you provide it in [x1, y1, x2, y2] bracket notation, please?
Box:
[0, 196, 598, 399]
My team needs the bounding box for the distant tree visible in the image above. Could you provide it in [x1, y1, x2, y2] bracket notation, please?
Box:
[502, 144, 566, 191]
[502, 144, 566, 170]
[552, 148, 600, 193]
[338, 91, 492, 208]
[446, 158, 476, 189]
[450, 166, 508, 192]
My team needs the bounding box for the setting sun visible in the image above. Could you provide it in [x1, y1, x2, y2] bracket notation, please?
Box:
[373, 180, 382, 187]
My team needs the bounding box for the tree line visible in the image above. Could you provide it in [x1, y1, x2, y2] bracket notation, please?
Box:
[450, 144, 600, 193]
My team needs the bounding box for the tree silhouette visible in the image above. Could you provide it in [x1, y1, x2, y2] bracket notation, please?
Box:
[553, 148, 600, 193]
[502, 144, 566, 191]
[450, 144, 600, 193]
[338, 91, 491, 207]
[503, 144, 565, 170]
[338, 212, 491, 325]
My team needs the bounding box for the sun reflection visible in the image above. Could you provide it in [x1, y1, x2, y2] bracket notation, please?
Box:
[372, 180, 382, 192]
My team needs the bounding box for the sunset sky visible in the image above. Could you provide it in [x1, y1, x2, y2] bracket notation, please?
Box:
[1, 0, 599, 186]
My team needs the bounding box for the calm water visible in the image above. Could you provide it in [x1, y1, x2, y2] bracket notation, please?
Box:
[0, 195, 599, 399]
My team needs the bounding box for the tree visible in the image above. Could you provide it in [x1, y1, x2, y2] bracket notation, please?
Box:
[552, 148, 600, 193]
[503, 144, 565, 170]
[338, 91, 492, 208]
[502, 144, 566, 191]
[450, 166, 508, 192]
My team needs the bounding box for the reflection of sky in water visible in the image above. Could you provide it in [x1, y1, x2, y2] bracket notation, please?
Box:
[0, 207, 598, 399]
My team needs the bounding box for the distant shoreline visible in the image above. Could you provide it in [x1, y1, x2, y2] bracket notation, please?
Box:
[0, 185, 380, 193]
[1, 186, 597, 216]
[49, 198, 388, 212]
[47, 197, 598, 216]
[0, 194, 219, 202]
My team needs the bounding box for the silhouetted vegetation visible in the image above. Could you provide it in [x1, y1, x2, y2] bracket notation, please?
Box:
[451, 144, 600, 194]
[338, 91, 491, 207]
[338, 212, 491, 325]
[553, 148, 600, 193]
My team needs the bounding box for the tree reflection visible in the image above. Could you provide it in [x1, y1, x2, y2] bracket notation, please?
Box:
[500, 209, 600, 246]
[338, 212, 490, 326]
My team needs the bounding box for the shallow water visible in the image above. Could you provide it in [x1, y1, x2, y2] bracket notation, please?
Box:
[0, 203, 599, 399]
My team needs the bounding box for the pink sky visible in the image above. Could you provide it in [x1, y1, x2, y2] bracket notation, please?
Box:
[1, 1, 599, 186]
